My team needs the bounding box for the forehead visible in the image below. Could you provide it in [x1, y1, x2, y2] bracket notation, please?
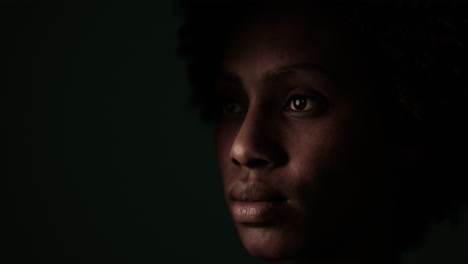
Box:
[220, 5, 365, 83]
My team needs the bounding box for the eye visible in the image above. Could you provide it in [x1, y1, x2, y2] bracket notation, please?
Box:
[221, 99, 245, 114]
[285, 95, 314, 111]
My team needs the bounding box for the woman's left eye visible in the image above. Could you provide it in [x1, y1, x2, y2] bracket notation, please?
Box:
[285, 95, 314, 111]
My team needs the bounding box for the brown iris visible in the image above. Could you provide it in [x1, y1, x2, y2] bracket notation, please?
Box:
[289, 95, 309, 111]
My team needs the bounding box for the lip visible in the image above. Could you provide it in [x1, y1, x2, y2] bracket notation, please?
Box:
[231, 200, 286, 224]
[230, 182, 287, 202]
[229, 182, 287, 224]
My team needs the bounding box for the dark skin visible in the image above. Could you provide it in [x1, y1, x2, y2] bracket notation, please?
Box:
[213, 5, 398, 264]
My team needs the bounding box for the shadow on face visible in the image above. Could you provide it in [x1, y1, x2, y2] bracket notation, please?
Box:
[213, 3, 395, 263]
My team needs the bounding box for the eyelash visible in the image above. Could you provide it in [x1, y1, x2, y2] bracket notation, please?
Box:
[284, 95, 315, 112]
[222, 101, 245, 114]
[219, 93, 327, 116]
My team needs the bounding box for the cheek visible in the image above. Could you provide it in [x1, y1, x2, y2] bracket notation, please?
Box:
[291, 103, 383, 173]
[287, 116, 360, 178]
[285, 111, 385, 213]
[284, 120, 353, 208]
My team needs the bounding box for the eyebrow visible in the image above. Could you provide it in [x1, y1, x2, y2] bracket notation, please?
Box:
[264, 62, 334, 81]
[216, 62, 334, 87]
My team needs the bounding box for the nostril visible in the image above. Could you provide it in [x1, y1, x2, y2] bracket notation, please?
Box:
[231, 158, 241, 166]
[246, 159, 269, 168]
[231, 157, 269, 168]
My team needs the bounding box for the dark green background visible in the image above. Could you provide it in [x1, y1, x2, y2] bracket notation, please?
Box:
[4, 1, 467, 263]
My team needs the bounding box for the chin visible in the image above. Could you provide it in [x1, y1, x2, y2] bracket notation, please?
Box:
[236, 224, 309, 260]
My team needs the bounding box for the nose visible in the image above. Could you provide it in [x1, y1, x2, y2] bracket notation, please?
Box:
[229, 108, 287, 169]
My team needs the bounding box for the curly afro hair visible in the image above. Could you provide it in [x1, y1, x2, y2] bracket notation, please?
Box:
[177, 0, 468, 257]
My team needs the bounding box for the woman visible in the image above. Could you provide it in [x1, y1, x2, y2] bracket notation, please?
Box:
[178, 0, 468, 263]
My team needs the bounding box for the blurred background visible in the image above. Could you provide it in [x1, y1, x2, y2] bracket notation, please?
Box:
[3, 1, 467, 263]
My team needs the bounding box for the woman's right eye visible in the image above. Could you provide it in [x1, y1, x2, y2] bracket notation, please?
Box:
[222, 100, 245, 114]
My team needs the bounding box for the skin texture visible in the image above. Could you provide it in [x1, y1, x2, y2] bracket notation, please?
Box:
[213, 6, 395, 264]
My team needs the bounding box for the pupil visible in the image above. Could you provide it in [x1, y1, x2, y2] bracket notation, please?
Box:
[293, 97, 306, 110]
[225, 103, 235, 112]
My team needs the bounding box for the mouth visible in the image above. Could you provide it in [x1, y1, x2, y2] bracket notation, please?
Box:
[229, 182, 288, 225]
[231, 200, 287, 225]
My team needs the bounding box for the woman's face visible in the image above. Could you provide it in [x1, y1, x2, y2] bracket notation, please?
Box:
[214, 7, 390, 262]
